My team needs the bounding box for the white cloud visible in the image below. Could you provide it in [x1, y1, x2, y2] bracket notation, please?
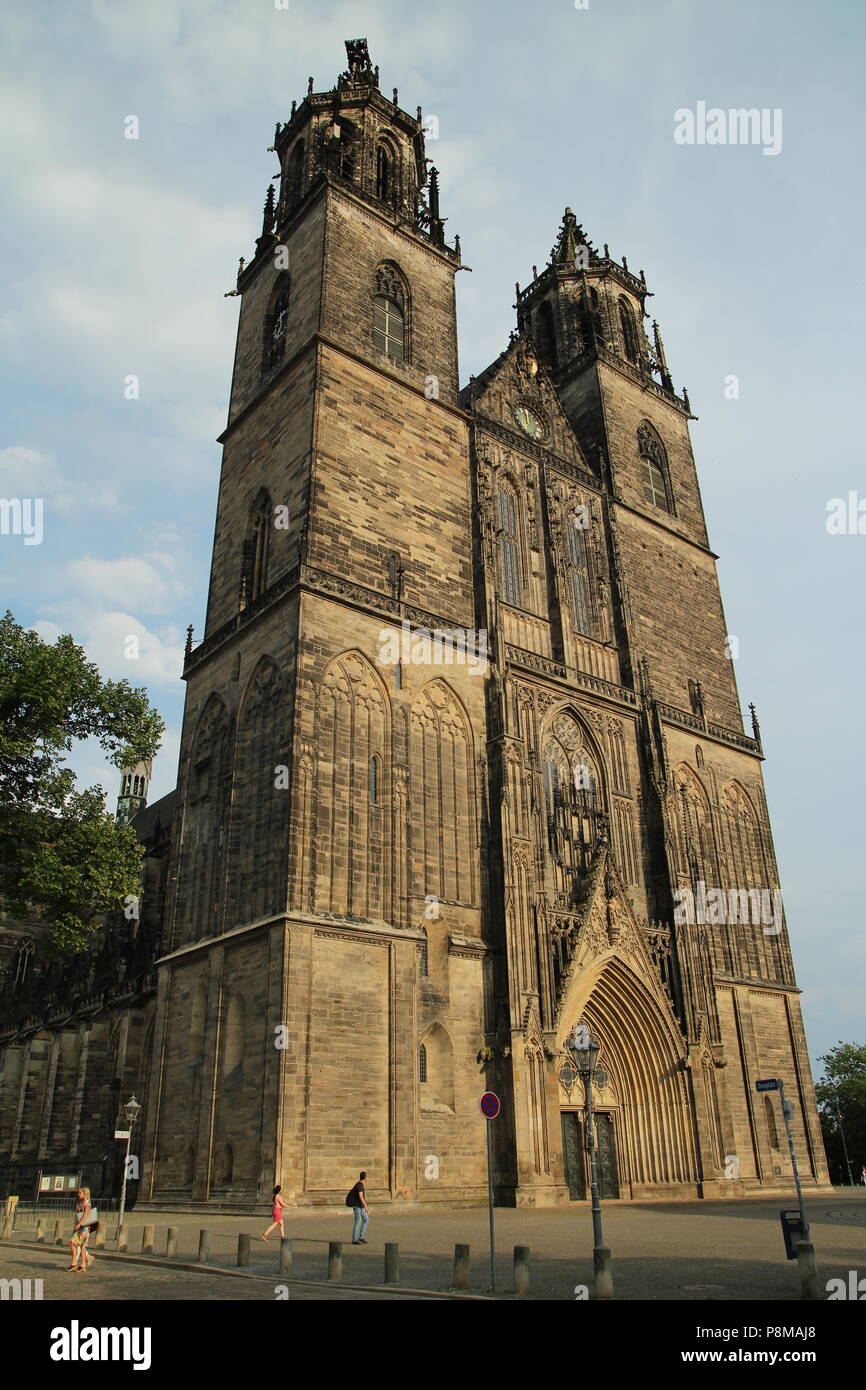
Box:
[34, 610, 185, 688]
[65, 555, 184, 615]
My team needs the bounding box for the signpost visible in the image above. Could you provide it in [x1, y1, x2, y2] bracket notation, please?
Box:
[480, 1092, 500, 1291]
[757, 1078, 809, 1238]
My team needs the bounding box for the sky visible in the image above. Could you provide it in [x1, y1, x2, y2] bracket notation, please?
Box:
[0, 0, 863, 1076]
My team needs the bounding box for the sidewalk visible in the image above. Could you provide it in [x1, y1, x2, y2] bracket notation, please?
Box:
[6, 1189, 865, 1300]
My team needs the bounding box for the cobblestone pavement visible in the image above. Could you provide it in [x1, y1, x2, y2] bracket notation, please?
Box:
[6, 1190, 865, 1300]
[0, 1248, 429, 1300]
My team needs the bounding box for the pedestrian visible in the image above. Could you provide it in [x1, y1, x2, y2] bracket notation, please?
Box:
[261, 1185, 286, 1241]
[861, 1165, 866, 1186]
[68, 1188, 97, 1272]
[346, 1171, 369, 1245]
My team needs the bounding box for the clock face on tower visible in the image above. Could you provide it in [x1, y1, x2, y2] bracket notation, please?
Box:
[513, 403, 546, 441]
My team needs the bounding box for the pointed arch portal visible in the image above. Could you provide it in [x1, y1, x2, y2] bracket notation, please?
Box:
[557, 952, 698, 1196]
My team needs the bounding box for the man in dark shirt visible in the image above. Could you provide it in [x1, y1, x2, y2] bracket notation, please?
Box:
[350, 1171, 369, 1244]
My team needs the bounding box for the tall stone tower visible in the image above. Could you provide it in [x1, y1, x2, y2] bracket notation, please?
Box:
[142, 40, 490, 1205]
[465, 209, 828, 1201]
[139, 43, 828, 1209]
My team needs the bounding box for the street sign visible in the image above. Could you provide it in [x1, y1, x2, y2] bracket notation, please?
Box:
[756, 1078, 780, 1092]
[480, 1093, 500, 1291]
[114, 1130, 131, 1140]
[480, 1092, 500, 1120]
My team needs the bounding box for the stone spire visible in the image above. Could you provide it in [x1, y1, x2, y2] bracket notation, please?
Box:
[551, 208, 596, 268]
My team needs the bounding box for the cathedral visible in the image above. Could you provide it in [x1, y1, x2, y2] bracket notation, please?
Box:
[0, 39, 829, 1208]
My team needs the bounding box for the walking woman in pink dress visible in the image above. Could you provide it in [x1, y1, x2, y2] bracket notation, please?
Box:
[68, 1188, 95, 1272]
[261, 1185, 286, 1241]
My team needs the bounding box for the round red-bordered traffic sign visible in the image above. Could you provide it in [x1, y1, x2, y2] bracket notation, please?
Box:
[480, 1091, 501, 1120]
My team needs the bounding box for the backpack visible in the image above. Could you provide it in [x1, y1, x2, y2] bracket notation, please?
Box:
[345, 1188, 355, 1208]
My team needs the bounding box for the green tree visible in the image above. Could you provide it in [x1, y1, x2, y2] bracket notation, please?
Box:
[815, 1042, 866, 1185]
[0, 611, 164, 955]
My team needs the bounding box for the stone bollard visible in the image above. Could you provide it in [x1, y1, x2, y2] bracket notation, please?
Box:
[328, 1241, 342, 1281]
[35, 1218, 45, 1244]
[593, 1246, 614, 1300]
[142, 1225, 154, 1255]
[279, 1238, 293, 1276]
[198, 1229, 210, 1264]
[514, 1246, 531, 1298]
[117, 1225, 128, 1252]
[796, 1240, 821, 1300]
[166, 1227, 178, 1259]
[384, 1242, 400, 1285]
[453, 1243, 470, 1291]
[53, 1219, 64, 1246]
[237, 1234, 251, 1268]
[94, 1225, 105, 1249]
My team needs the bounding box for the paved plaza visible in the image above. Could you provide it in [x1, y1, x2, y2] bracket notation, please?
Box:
[3, 1189, 864, 1300]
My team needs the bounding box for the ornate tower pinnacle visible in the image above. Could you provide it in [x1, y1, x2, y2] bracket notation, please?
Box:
[340, 37, 378, 89]
[551, 208, 596, 268]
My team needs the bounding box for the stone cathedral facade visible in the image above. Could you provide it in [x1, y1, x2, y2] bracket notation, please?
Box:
[0, 40, 828, 1208]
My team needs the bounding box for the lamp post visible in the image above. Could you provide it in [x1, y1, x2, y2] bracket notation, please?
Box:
[116, 1094, 141, 1238]
[566, 1023, 614, 1299]
[832, 1094, 855, 1188]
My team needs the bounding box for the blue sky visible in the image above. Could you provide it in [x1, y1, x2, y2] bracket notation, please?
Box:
[1, 0, 863, 1074]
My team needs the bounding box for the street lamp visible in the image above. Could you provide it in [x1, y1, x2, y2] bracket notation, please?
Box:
[832, 1094, 855, 1187]
[116, 1094, 141, 1239]
[566, 1023, 614, 1299]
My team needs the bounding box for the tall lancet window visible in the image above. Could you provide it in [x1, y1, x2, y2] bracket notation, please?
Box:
[496, 483, 522, 606]
[638, 423, 673, 514]
[241, 491, 271, 610]
[339, 119, 358, 181]
[567, 516, 592, 637]
[373, 264, 409, 364]
[618, 298, 640, 364]
[376, 144, 394, 202]
[373, 294, 405, 361]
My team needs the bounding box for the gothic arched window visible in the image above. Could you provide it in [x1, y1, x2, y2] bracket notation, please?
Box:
[619, 298, 640, 365]
[419, 1044, 428, 1083]
[373, 264, 409, 364]
[497, 483, 522, 606]
[339, 119, 357, 181]
[262, 280, 290, 375]
[638, 423, 673, 513]
[420, 929, 429, 977]
[369, 754, 381, 807]
[566, 516, 592, 636]
[376, 143, 394, 202]
[543, 759, 561, 822]
[373, 294, 404, 361]
[542, 716, 605, 899]
[241, 491, 271, 611]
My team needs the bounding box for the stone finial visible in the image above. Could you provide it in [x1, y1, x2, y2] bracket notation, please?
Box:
[185, 626, 194, 658]
[261, 184, 276, 237]
[552, 208, 595, 267]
